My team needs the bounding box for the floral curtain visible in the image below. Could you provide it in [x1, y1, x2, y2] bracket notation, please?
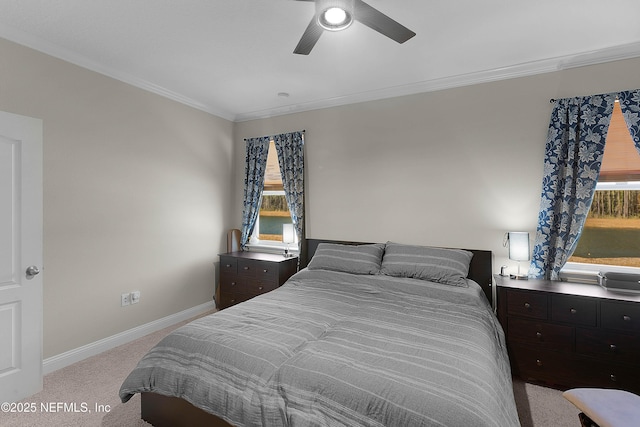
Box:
[530, 93, 616, 279]
[273, 131, 305, 261]
[240, 137, 270, 248]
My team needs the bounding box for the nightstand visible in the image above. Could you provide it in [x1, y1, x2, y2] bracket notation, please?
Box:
[495, 274, 640, 394]
[218, 251, 298, 309]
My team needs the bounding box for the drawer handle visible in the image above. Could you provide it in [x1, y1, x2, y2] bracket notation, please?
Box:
[243, 266, 250, 270]
[536, 359, 543, 367]
[570, 308, 577, 315]
[610, 344, 617, 352]
[535, 332, 542, 340]
[623, 315, 631, 322]
[231, 282, 236, 286]
[263, 269, 268, 273]
[524, 302, 531, 310]
[610, 374, 617, 382]
[225, 264, 232, 268]
[258, 286, 264, 291]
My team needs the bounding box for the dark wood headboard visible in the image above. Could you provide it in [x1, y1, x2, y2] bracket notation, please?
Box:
[301, 238, 493, 304]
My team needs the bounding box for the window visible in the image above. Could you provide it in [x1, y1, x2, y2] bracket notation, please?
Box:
[250, 141, 294, 245]
[567, 100, 640, 270]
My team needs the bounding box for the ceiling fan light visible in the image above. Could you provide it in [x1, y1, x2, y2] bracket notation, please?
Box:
[318, 7, 352, 31]
[324, 8, 347, 25]
[316, 0, 354, 31]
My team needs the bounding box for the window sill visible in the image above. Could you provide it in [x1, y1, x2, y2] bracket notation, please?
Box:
[245, 243, 299, 256]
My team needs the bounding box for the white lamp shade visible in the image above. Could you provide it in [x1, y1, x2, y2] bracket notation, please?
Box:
[508, 232, 530, 261]
[282, 224, 295, 244]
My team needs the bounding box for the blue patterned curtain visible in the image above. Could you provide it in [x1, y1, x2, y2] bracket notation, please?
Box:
[240, 137, 270, 248]
[530, 93, 616, 279]
[273, 131, 305, 258]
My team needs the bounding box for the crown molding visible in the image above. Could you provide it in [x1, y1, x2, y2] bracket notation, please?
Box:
[234, 41, 640, 122]
[3, 21, 640, 123]
[0, 24, 236, 121]
[557, 41, 640, 70]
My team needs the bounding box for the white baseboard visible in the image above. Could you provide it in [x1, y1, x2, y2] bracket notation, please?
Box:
[43, 300, 217, 375]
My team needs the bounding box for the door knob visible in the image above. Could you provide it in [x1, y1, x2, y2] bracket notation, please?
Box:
[26, 265, 40, 279]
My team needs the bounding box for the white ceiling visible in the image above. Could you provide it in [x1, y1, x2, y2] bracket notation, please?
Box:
[2, 0, 640, 122]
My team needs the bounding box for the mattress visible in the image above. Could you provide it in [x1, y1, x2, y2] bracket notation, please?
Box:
[119, 268, 520, 426]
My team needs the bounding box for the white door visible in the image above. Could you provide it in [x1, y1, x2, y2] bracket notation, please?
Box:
[0, 111, 43, 402]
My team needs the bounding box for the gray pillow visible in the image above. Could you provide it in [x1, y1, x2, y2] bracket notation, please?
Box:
[307, 243, 385, 275]
[380, 242, 473, 287]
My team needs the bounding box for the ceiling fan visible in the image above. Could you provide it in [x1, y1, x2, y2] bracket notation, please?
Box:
[293, 0, 416, 55]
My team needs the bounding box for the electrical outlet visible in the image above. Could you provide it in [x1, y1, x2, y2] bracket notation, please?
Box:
[130, 291, 140, 304]
[121, 292, 131, 306]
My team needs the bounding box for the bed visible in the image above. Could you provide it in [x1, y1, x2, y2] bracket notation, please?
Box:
[119, 239, 520, 427]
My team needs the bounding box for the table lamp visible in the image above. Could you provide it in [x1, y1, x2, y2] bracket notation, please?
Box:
[282, 224, 295, 257]
[507, 231, 529, 280]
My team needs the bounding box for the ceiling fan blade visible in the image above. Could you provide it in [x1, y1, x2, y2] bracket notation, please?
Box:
[294, 17, 324, 55]
[353, 0, 416, 44]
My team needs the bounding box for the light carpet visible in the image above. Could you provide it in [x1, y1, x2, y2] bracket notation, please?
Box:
[1, 312, 581, 426]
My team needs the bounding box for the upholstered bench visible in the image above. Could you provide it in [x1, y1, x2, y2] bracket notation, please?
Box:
[563, 388, 640, 427]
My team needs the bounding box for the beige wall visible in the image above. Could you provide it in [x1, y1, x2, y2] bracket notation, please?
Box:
[3, 33, 640, 359]
[234, 57, 640, 277]
[0, 38, 234, 358]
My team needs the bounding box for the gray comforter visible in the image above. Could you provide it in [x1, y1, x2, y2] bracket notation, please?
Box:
[119, 269, 520, 426]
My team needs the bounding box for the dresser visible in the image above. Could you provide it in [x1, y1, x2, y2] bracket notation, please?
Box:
[496, 275, 640, 394]
[218, 251, 298, 309]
